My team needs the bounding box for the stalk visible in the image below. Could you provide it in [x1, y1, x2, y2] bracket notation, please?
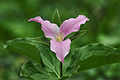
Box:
[60, 62, 62, 78]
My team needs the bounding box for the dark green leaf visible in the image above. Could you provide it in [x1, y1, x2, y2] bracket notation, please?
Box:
[35, 44, 60, 78]
[6, 36, 49, 46]
[5, 36, 50, 63]
[21, 61, 59, 80]
[72, 43, 120, 72]
[6, 41, 41, 63]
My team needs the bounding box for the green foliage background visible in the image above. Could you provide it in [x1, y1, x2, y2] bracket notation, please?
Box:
[0, 0, 120, 80]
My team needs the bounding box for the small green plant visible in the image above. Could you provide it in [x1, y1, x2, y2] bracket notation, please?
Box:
[3, 10, 120, 80]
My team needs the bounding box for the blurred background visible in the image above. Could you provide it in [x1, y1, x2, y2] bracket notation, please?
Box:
[0, 0, 120, 80]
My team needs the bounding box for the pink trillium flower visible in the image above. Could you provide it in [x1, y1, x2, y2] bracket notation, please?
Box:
[28, 15, 89, 63]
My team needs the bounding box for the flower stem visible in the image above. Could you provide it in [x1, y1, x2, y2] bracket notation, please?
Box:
[60, 62, 62, 78]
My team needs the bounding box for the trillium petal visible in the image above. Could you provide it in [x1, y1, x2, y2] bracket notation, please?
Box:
[50, 39, 71, 63]
[28, 16, 59, 39]
[60, 15, 89, 39]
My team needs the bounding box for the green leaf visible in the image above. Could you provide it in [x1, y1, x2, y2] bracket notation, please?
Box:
[65, 30, 87, 40]
[35, 44, 60, 78]
[21, 61, 59, 80]
[52, 9, 61, 26]
[5, 36, 50, 63]
[72, 43, 120, 72]
[20, 61, 75, 80]
[6, 36, 49, 46]
[6, 41, 41, 63]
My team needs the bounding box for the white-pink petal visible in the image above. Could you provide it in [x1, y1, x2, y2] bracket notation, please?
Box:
[28, 16, 59, 39]
[60, 15, 89, 39]
[50, 39, 71, 63]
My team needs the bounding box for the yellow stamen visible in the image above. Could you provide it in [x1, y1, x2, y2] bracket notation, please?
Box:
[61, 33, 64, 40]
[55, 32, 64, 42]
[59, 32, 61, 37]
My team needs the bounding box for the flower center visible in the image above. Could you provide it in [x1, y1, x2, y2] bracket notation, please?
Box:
[55, 32, 64, 42]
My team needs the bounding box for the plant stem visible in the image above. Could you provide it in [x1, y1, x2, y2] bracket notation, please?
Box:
[60, 62, 62, 78]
